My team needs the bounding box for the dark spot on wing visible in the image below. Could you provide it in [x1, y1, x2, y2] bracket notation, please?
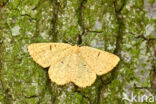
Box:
[97, 52, 100, 56]
[67, 63, 71, 67]
[83, 64, 86, 66]
[50, 45, 52, 50]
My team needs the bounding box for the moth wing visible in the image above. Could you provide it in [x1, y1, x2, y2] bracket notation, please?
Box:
[80, 46, 120, 75]
[27, 43, 72, 68]
[48, 55, 71, 85]
[71, 54, 96, 87]
[48, 54, 96, 87]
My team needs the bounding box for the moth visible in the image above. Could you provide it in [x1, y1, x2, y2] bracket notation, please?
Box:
[27, 43, 120, 87]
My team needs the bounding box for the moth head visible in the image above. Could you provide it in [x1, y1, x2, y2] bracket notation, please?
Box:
[72, 45, 80, 54]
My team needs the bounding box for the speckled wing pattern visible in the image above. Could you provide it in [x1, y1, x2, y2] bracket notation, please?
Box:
[27, 43, 72, 68]
[80, 46, 120, 75]
[27, 43, 120, 87]
[48, 54, 96, 87]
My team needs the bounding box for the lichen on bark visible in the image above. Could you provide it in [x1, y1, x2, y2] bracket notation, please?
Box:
[0, 0, 155, 104]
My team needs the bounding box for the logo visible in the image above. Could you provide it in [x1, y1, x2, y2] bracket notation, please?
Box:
[122, 92, 156, 102]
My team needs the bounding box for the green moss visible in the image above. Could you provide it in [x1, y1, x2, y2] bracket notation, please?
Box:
[0, 85, 6, 103]
[54, 92, 90, 104]
[0, 0, 53, 103]
[56, 0, 83, 44]
[82, 0, 119, 53]
[148, 0, 155, 4]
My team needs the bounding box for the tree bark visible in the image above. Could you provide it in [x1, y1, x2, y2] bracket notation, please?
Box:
[0, 0, 155, 103]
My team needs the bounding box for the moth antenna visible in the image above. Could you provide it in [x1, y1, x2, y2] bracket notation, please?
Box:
[76, 34, 82, 46]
